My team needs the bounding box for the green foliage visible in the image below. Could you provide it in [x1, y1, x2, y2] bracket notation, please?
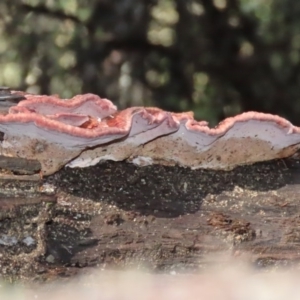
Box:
[1, 0, 300, 125]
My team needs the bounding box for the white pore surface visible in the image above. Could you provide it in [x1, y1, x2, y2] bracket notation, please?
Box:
[0, 122, 126, 149]
[180, 120, 300, 150]
[67, 153, 119, 168]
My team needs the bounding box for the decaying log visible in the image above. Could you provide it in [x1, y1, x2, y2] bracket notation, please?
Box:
[0, 158, 300, 282]
[0, 155, 41, 175]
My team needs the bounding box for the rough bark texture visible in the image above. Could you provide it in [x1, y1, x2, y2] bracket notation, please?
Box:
[0, 155, 41, 175]
[0, 157, 300, 282]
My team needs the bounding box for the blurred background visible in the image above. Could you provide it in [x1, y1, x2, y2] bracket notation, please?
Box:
[1, 0, 300, 125]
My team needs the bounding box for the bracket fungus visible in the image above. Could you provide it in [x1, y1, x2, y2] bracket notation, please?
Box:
[0, 91, 300, 175]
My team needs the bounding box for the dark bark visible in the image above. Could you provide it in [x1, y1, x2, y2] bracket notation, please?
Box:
[0, 158, 300, 282]
[0, 155, 41, 175]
